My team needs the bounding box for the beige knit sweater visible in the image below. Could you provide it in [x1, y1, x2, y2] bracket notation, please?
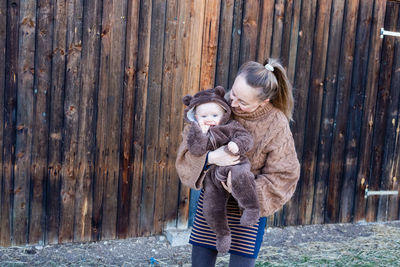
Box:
[175, 102, 300, 217]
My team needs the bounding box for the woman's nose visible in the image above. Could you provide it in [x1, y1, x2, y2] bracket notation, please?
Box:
[231, 98, 238, 107]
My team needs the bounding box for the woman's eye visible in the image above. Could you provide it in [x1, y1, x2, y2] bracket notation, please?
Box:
[240, 102, 247, 106]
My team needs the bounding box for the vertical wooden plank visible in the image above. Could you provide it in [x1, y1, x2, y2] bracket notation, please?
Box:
[46, 0, 68, 245]
[93, 0, 127, 240]
[228, 0, 244, 88]
[353, 0, 386, 223]
[256, 0, 274, 63]
[291, 0, 317, 225]
[287, 0, 301, 83]
[239, 0, 260, 65]
[311, 0, 345, 225]
[339, 0, 374, 223]
[140, 0, 166, 236]
[177, 0, 206, 229]
[13, 0, 36, 245]
[163, 0, 189, 230]
[386, 7, 400, 221]
[0, 0, 17, 247]
[215, 0, 234, 89]
[298, 0, 333, 226]
[158, 0, 179, 231]
[131, 0, 151, 236]
[73, 0, 101, 242]
[375, 3, 398, 222]
[117, 0, 140, 239]
[57, 0, 84, 243]
[199, 0, 221, 90]
[271, 0, 285, 59]
[325, 0, 359, 224]
[65, 0, 85, 243]
[282, 0, 302, 226]
[280, 0, 294, 66]
[29, 0, 53, 244]
[299, 0, 332, 226]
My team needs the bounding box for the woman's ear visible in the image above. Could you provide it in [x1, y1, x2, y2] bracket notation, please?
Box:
[183, 95, 192, 106]
[214, 86, 226, 97]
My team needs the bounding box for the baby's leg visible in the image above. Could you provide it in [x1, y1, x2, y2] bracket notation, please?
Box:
[230, 160, 259, 226]
[203, 176, 231, 253]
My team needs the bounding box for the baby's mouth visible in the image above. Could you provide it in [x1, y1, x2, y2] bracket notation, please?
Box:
[204, 122, 216, 126]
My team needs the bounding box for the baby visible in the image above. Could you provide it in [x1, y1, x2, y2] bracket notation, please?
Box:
[183, 86, 259, 253]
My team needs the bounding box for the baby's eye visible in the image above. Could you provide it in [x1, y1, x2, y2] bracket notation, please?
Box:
[201, 115, 207, 118]
[213, 114, 218, 117]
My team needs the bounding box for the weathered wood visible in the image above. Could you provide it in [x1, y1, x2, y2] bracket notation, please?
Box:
[355, 0, 387, 223]
[46, 0, 68, 245]
[13, 0, 36, 245]
[158, 0, 179, 231]
[64, 0, 85, 243]
[375, 3, 398, 222]
[117, 0, 140, 239]
[176, 0, 206, 229]
[163, 0, 189, 230]
[325, 0, 360, 224]
[73, 0, 102, 242]
[340, 1, 374, 223]
[0, 0, 7, 246]
[386, 4, 400, 221]
[239, 0, 260, 65]
[215, 0, 234, 89]
[140, 0, 166, 236]
[29, 0, 53, 244]
[299, 0, 332, 225]
[1, 0, 19, 247]
[280, 0, 294, 66]
[95, 0, 127, 240]
[256, 0, 274, 63]
[271, 0, 285, 59]
[312, 0, 345, 225]
[131, 0, 151, 236]
[283, 0, 302, 226]
[199, 0, 221, 90]
[293, 0, 318, 225]
[287, 0, 301, 83]
[228, 0, 244, 89]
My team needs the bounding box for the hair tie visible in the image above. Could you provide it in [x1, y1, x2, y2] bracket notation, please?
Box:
[265, 63, 274, 72]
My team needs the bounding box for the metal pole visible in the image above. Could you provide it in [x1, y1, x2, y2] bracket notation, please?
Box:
[380, 28, 400, 38]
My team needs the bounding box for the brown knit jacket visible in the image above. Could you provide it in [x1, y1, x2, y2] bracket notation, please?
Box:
[175, 102, 301, 217]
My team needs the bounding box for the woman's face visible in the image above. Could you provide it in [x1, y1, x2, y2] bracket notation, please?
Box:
[230, 75, 268, 113]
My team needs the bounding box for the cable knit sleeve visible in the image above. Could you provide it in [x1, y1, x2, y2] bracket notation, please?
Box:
[254, 117, 301, 217]
[175, 125, 209, 190]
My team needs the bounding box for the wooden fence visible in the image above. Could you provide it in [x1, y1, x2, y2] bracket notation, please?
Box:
[0, 0, 399, 247]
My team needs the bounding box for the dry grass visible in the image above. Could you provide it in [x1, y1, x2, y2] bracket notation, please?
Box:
[255, 224, 400, 267]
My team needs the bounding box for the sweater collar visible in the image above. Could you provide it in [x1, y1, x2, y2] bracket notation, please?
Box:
[232, 101, 274, 121]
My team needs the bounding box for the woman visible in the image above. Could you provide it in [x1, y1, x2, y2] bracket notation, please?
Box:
[176, 59, 301, 267]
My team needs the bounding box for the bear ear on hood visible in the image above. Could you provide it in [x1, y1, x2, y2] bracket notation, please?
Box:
[214, 86, 226, 98]
[182, 95, 192, 106]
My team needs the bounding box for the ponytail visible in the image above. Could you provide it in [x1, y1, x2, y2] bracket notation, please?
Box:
[237, 59, 294, 121]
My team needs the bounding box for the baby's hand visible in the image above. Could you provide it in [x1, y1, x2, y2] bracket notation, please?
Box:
[227, 141, 239, 154]
[198, 121, 210, 133]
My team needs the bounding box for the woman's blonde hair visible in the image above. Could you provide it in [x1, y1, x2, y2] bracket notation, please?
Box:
[237, 59, 294, 121]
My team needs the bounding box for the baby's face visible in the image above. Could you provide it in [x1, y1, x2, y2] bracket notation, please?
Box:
[195, 102, 225, 126]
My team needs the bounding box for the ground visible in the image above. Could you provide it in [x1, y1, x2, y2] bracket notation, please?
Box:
[0, 221, 399, 266]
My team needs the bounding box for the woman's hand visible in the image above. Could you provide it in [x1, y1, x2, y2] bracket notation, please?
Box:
[221, 171, 232, 193]
[207, 146, 240, 166]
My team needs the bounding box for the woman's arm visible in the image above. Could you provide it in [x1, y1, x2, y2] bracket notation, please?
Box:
[254, 123, 301, 216]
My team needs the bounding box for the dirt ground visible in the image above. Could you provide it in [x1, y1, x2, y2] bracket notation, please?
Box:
[0, 221, 399, 266]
